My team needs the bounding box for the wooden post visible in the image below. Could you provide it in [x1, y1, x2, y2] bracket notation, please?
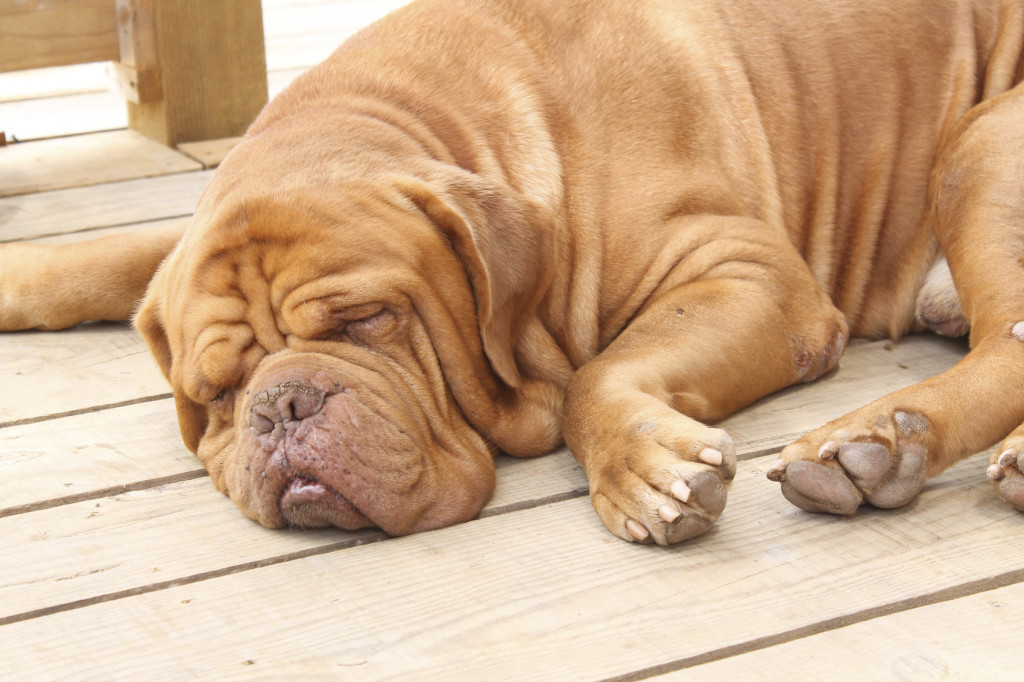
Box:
[118, 0, 268, 146]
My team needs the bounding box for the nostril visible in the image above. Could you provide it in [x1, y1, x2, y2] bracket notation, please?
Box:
[288, 384, 325, 421]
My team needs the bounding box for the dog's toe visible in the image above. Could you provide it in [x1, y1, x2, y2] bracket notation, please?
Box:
[835, 442, 926, 508]
[996, 478, 1024, 510]
[988, 447, 1024, 511]
[835, 442, 891, 490]
[778, 460, 862, 515]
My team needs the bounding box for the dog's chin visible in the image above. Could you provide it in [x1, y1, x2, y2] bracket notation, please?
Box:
[279, 476, 376, 530]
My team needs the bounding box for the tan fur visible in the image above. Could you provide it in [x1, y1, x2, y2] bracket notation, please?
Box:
[3, 0, 1024, 543]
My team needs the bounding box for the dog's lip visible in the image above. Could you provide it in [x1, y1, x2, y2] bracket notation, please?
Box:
[279, 475, 374, 529]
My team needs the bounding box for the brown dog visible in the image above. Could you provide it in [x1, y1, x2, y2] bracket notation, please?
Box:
[2, 0, 1023, 544]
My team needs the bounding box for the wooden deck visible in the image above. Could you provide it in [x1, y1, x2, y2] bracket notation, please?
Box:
[1, 2, 1021, 679]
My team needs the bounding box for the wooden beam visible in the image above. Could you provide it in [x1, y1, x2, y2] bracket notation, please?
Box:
[125, 0, 268, 146]
[0, 0, 119, 73]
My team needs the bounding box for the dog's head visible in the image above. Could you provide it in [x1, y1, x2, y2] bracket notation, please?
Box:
[134, 122, 561, 535]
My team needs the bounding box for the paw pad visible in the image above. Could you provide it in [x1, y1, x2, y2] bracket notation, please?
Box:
[781, 460, 861, 515]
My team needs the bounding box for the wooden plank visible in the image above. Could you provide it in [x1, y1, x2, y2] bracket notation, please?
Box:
[679, 582, 1024, 679]
[0, 0, 119, 73]
[0, 63, 110, 102]
[0, 324, 168, 425]
[0, 399, 193, 514]
[127, 0, 268, 145]
[0, 130, 201, 198]
[177, 137, 243, 169]
[0, 477, 352, 622]
[0, 334, 976, 626]
[0, 396, 582, 522]
[0, 451, 1018, 679]
[0, 171, 210, 242]
[0, 90, 126, 142]
[0, 450, 584, 622]
[29, 217, 190, 245]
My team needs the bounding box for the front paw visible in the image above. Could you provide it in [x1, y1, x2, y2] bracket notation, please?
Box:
[767, 411, 929, 515]
[988, 440, 1024, 511]
[587, 423, 736, 546]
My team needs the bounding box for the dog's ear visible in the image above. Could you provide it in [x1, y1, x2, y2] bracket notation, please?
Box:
[134, 270, 208, 454]
[397, 171, 553, 388]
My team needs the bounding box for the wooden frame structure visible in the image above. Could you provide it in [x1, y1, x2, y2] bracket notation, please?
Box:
[3, 2, 1023, 675]
[0, 0, 268, 146]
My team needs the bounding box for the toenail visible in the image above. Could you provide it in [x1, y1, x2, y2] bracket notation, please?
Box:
[699, 448, 723, 465]
[999, 449, 1018, 467]
[988, 464, 1005, 481]
[671, 479, 692, 503]
[1013, 321, 1024, 341]
[626, 519, 649, 541]
[766, 459, 786, 481]
[818, 441, 839, 459]
[834, 332, 847, 359]
[658, 504, 681, 523]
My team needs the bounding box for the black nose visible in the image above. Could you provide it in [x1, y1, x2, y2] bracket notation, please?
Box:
[249, 379, 326, 434]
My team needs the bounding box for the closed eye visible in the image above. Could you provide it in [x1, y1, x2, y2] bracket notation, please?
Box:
[344, 309, 397, 341]
[209, 388, 236, 411]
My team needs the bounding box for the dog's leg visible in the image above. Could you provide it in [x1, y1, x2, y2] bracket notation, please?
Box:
[562, 216, 847, 544]
[769, 85, 1024, 516]
[0, 224, 183, 331]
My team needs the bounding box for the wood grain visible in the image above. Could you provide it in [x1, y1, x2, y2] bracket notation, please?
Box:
[0, 130, 201, 198]
[1, 452, 1016, 679]
[0, 324, 167, 425]
[0, 0, 119, 73]
[127, 0, 268, 145]
[678, 582, 1024, 679]
[0, 171, 209, 242]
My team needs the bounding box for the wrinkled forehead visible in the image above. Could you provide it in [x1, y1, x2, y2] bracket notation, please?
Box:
[156, 192, 441, 393]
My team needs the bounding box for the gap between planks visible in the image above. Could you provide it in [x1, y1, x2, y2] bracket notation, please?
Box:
[607, 563, 1024, 680]
[672, 581, 1024, 680]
